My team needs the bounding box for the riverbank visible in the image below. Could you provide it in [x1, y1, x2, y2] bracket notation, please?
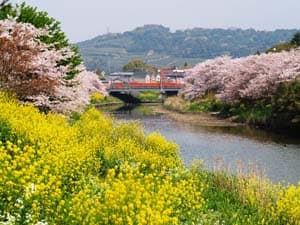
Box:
[95, 100, 241, 128]
[151, 105, 242, 127]
[162, 95, 300, 136]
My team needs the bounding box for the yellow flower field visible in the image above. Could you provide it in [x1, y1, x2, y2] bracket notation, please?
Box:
[0, 92, 299, 225]
[0, 93, 203, 224]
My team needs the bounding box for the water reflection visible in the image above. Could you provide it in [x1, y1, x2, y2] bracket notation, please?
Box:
[99, 104, 300, 184]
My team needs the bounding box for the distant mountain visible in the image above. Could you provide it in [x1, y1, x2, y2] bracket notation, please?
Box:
[76, 25, 299, 72]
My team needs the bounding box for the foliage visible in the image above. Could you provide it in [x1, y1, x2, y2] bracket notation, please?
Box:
[223, 100, 273, 126]
[271, 80, 300, 129]
[164, 94, 225, 113]
[123, 59, 157, 74]
[291, 32, 300, 47]
[163, 96, 190, 112]
[0, 1, 82, 79]
[137, 91, 162, 102]
[123, 60, 148, 72]
[193, 158, 300, 225]
[90, 94, 122, 105]
[188, 94, 226, 113]
[266, 32, 300, 53]
[266, 42, 296, 53]
[187, 97, 272, 126]
[275, 184, 300, 224]
[90, 92, 106, 104]
[77, 24, 299, 71]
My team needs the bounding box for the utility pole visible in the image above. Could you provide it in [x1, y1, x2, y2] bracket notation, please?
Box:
[107, 57, 111, 74]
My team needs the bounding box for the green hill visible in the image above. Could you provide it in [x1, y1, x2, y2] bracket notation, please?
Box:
[76, 25, 299, 72]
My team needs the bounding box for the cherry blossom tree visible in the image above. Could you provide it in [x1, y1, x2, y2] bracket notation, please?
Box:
[0, 1, 82, 79]
[0, 19, 107, 113]
[33, 69, 107, 113]
[0, 19, 65, 98]
[181, 50, 300, 103]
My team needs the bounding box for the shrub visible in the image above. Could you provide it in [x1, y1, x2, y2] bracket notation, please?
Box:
[271, 80, 300, 128]
[90, 92, 106, 104]
[275, 184, 300, 224]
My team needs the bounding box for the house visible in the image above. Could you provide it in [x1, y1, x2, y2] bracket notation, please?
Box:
[107, 72, 134, 83]
[159, 69, 173, 80]
[107, 71, 150, 83]
[131, 71, 148, 82]
[159, 69, 186, 83]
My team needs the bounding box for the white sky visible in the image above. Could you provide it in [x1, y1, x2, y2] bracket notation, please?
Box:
[10, 0, 300, 42]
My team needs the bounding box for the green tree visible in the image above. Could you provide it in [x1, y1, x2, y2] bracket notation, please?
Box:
[290, 32, 300, 47]
[123, 60, 148, 72]
[271, 80, 300, 129]
[122, 60, 157, 74]
[0, 1, 82, 79]
[266, 42, 295, 53]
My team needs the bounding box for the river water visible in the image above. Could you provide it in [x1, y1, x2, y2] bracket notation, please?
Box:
[102, 104, 300, 185]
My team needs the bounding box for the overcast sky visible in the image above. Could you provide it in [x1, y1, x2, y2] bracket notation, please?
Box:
[10, 0, 300, 43]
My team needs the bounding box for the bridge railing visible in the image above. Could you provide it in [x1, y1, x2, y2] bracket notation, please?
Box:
[108, 82, 182, 89]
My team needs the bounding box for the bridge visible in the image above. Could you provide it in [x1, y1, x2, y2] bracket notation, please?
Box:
[107, 82, 182, 103]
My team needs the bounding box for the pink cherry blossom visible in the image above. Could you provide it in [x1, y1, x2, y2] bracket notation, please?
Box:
[0, 19, 107, 113]
[181, 50, 300, 103]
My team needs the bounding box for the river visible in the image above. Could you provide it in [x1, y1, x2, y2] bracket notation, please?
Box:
[100, 104, 300, 185]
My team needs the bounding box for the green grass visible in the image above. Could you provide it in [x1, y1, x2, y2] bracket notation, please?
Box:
[188, 99, 274, 127]
[136, 91, 162, 102]
[190, 163, 284, 225]
[91, 95, 122, 105]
